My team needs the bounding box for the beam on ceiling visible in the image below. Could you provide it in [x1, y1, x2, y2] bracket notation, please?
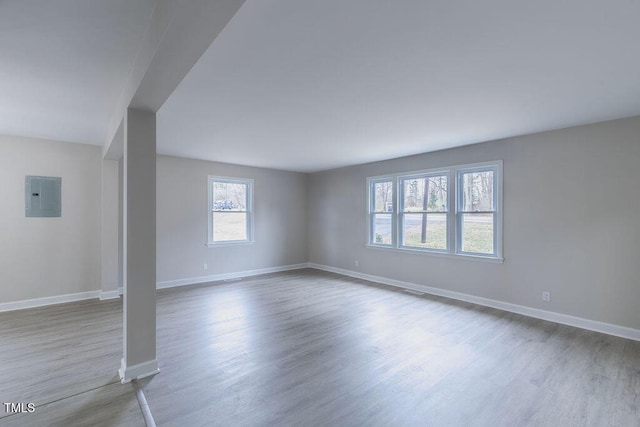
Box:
[103, 0, 246, 153]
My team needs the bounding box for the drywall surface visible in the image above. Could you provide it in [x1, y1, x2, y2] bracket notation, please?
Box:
[156, 155, 308, 282]
[101, 159, 119, 294]
[0, 136, 102, 303]
[308, 116, 640, 330]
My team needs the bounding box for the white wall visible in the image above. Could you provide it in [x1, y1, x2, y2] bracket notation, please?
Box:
[0, 135, 102, 303]
[156, 155, 308, 283]
[308, 116, 640, 331]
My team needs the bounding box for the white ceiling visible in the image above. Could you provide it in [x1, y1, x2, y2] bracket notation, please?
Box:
[2, 1, 640, 172]
[157, 0, 640, 172]
[0, 0, 155, 145]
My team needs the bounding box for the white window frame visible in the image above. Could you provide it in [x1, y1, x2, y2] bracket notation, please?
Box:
[366, 161, 503, 261]
[398, 170, 450, 252]
[207, 176, 254, 247]
[367, 177, 396, 247]
[455, 164, 502, 258]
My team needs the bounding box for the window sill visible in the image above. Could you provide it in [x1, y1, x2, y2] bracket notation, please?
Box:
[207, 241, 255, 248]
[365, 244, 504, 263]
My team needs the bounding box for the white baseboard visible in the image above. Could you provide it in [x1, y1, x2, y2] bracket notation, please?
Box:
[8, 263, 635, 342]
[99, 290, 121, 300]
[119, 358, 160, 384]
[308, 263, 640, 342]
[156, 263, 309, 290]
[0, 290, 101, 313]
[0, 264, 308, 313]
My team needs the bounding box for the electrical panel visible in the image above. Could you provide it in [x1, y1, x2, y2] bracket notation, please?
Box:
[25, 176, 62, 217]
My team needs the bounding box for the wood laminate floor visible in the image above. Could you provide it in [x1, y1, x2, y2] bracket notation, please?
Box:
[0, 297, 144, 426]
[1, 269, 639, 426]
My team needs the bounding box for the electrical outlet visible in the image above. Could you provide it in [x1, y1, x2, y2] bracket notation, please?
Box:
[354, 260, 359, 268]
[203, 263, 208, 270]
[542, 291, 550, 302]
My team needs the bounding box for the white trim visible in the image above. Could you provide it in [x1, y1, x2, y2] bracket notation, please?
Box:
[365, 243, 504, 263]
[455, 161, 503, 258]
[99, 290, 121, 300]
[206, 240, 255, 248]
[397, 171, 449, 250]
[0, 264, 307, 313]
[367, 176, 395, 246]
[308, 263, 640, 342]
[367, 160, 502, 182]
[0, 290, 101, 313]
[366, 160, 503, 261]
[119, 358, 160, 384]
[207, 175, 254, 246]
[156, 263, 309, 290]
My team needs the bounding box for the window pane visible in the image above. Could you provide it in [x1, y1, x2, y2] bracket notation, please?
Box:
[213, 212, 247, 241]
[213, 182, 247, 211]
[373, 181, 393, 212]
[402, 213, 447, 250]
[461, 213, 494, 254]
[372, 214, 392, 244]
[403, 176, 447, 212]
[461, 170, 494, 211]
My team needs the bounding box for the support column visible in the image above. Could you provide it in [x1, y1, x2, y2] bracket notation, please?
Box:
[118, 157, 124, 293]
[100, 159, 120, 300]
[119, 108, 159, 383]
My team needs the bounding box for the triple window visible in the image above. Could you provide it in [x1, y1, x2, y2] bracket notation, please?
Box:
[368, 161, 502, 259]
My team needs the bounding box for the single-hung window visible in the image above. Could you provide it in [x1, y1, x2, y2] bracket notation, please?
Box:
[369, 179, 394, 246]
[208, 176, 253, 246]
[456, 167, 497, 256]
[399, 173, 448, 251]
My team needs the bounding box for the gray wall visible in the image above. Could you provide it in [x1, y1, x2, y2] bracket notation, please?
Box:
[0, 135, 102, 303]
[308, 116, 640, 330]
[156, 155, 308, 282]
[3, 117, 640, 333]
[100, 159, 119, 294]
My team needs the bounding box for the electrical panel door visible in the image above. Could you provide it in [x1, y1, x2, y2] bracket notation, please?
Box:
[25, 176, 62, 217]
